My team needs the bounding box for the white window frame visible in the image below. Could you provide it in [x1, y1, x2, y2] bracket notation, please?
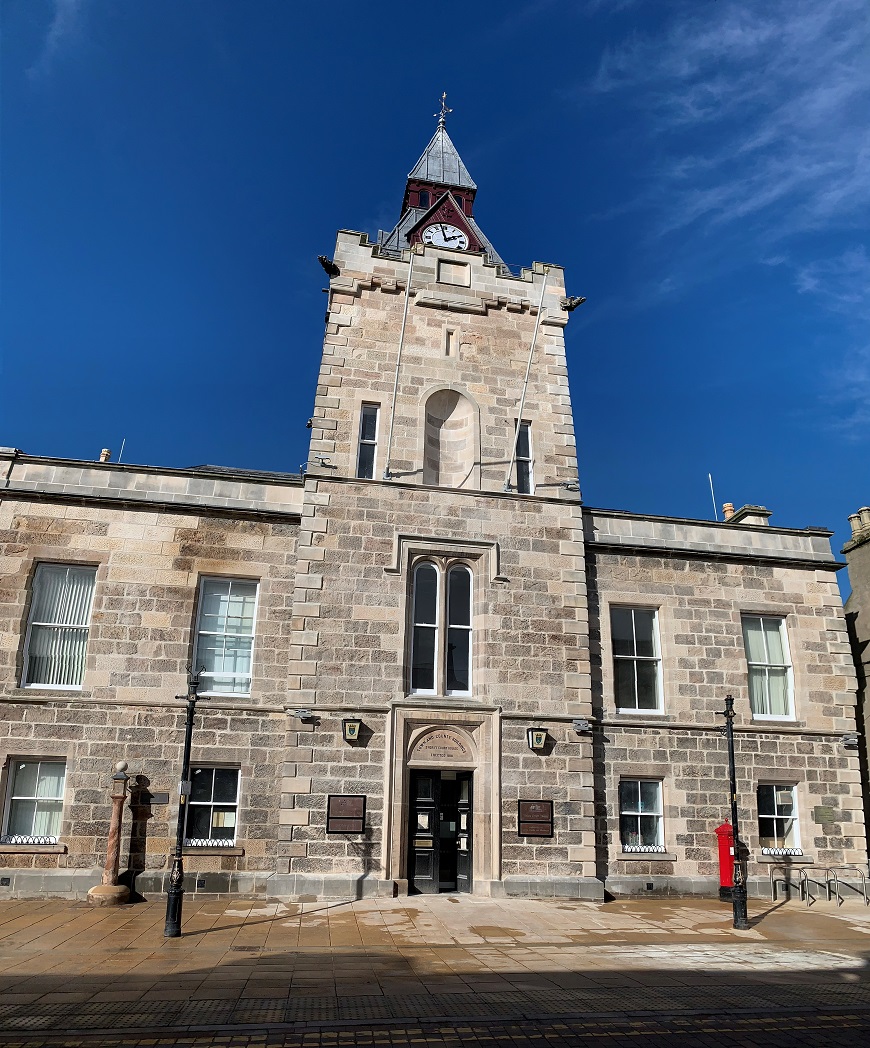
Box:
[742, 615, 794, 720]
[356, 402, 380, 480]
[193, 577, 260, 697]
[409, 560, 472, 697]
[1, 759, 67, 844]
[757, 783, 802, 855]
[618, 778, 665, 852]
[611, 606, 663, 714]
[183, 766, 240, 847]
[21, 563, 97, 690]
[514, 419, 534, 495]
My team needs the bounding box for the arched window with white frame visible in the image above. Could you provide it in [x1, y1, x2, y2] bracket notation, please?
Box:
[410, 560, 472, 695]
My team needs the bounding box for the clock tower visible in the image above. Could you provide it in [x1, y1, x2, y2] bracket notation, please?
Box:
[283, 101, 598, 900]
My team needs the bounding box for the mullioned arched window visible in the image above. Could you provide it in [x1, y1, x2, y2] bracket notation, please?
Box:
[410, 561, 472, 695]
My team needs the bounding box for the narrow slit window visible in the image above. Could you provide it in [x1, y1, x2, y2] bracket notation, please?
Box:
[356, 403, 379, 480]
[411, 563, 439, 693]
[446, 565, 472, 694]
[445, 329, 457, 357]
[418, 190, 430, 208]
[515, 420, 533, 494]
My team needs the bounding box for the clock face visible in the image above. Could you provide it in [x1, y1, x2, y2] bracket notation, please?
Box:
[421, 223, 469, 250]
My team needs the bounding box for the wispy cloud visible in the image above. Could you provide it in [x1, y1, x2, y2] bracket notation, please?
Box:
[591, 0, 870, 241]
[796, 247, 870, 319]
[28, 0, 86, 82]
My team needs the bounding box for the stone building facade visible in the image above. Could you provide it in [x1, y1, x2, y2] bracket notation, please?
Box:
[842, 508, 870, 856]
[1, 119, 866, 901]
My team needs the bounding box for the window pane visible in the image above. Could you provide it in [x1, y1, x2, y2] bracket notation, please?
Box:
[191, 768, 214, 803]
[357, 442, 375, 479]
[36, 763, 65, 799]
[447, 568, 471, 627]
[619, 780, 640, 812]
[224, 585, 257, 634]
[767, 668, 789, 715]
[32, 802, 62, 839]
[516, 422, 530, 459]
[758, 818, 778, 849]
[12, 762, 38, 798]
[413, 565, 438, 625]
[757, 785, 776, 816]
[516, 460, 532, 495]
[780, 816, 798, 848]
[187, 807, 212, 840]
[411, 626, 436, 690]
[8, 799, 37, 837]
[199, 581, 232, 632]
[640, 781, 661, 813]
[620, 814, 639, 846]
[633, 611, 656, 658]
[211, 807, 236, 838]
[213, 769, 238, 803]
[614, 659, 637, 709]
[446, 627, 470, 692]
[221, 636, 253, 676]
[763, 619, 786, 665]
[775, 788, 794, 817]
[635, 661, 658, 709]
[748, 666, 767, 715]
[611, 609, 634, 657]
[639, 815, 660, 846]
[360, 405, 378, 443]
[31, 565, 95, 626]
[27, 625, 89, 686]
[416, 776, 433, 799]
[742, 618, 766, 663]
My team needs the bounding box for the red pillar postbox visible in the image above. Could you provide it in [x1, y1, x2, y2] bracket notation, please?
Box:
[715, 821, 734, 900]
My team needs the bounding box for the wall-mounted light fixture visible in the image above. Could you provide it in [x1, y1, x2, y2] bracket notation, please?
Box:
[841, 732, 859, 750]
[294, 709, 314, 722]
[527, 727, 548, 751]
[342, 717, 363, 743]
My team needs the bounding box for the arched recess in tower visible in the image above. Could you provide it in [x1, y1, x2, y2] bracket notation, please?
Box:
[423, 389, 476, 489]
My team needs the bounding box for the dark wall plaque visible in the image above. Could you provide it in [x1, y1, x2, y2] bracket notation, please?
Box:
[518, 799, 553, 838]
[327, 794, 366, 834]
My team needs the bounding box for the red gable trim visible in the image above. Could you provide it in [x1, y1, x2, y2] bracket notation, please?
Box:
[406, 192, 482, 253]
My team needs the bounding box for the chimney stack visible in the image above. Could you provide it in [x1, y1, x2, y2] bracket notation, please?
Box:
[99, 449, 111, 463]
[722, 502, 735, 520]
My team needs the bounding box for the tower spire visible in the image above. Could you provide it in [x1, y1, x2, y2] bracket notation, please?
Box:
[434, 91, 452, 128]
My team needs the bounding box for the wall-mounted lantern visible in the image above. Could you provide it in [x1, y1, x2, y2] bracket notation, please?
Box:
[841, 732, 859, 751]
[571, 718, 592, 734]
[527, 727, 548, 751]
[342, 717, 363, 743]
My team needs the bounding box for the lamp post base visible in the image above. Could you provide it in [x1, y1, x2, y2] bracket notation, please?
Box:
[163, 857, 185, 937]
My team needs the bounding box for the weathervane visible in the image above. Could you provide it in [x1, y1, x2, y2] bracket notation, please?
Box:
[435, 92, 452, 127]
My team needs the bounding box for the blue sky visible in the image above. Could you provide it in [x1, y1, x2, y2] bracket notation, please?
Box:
[2, 0, 868, 582]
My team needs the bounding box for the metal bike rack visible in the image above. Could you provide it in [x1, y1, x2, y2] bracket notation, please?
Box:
[829, 865, 869, 906]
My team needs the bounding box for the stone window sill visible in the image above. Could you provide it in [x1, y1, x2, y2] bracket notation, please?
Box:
[618, 852, 677, 862]
[182, 846, 245, 856]
[0, 844, 67, 855]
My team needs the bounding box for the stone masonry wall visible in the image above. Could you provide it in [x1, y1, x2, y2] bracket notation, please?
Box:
[587, 539, 866, 893]
[0, 493, 299, 891]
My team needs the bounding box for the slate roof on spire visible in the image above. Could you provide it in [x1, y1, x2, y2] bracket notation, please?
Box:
[408, 126, 477, 190]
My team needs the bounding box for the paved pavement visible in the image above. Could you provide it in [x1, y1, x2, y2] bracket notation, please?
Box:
[1, 893, 870, 1046]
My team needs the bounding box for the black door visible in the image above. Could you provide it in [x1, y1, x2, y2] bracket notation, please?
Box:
[408, 770, 473, 894]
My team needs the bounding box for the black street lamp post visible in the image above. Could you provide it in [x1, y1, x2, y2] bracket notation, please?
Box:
[718, 694, 750, 930]
[163, 670, 202, 938]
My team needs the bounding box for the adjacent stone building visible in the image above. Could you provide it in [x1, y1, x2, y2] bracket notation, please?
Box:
[842, 508, 870, 856]
[1, 117, 866, 901]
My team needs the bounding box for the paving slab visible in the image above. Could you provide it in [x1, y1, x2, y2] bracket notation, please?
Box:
[0, 894, 869, 1045]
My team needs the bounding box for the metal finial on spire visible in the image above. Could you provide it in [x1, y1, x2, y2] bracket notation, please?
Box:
[434, 92, 452, 127]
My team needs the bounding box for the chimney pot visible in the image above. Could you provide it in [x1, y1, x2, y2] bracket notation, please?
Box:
[722, 502, 735, 520]
[859, 507, 870, 530]
[849, 513, 862, 537]
[99, 449, 111, 463]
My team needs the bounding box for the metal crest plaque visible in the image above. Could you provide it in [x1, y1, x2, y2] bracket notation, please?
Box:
[326, 794, 366, 834]
[518, 799, 554, 838]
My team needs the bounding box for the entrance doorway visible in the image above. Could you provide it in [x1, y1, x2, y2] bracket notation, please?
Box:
[408, 770, 472, 894]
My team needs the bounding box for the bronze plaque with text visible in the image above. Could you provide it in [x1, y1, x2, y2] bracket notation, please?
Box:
[327, 795, 366, 833]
